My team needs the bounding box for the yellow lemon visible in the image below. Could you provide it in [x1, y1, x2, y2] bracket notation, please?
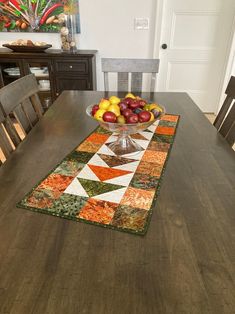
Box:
[109, 95, 120, 106]
[143, 104, 151, 111]
[94, 108, 106, 121]
[107, 104, 120, 117]
[99, 98, 110, 110]
[117, 115, 126, 124]
[125, 92, 136, 99]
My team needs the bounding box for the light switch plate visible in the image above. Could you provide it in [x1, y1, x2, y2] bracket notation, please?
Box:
[134, 18, 149, 30]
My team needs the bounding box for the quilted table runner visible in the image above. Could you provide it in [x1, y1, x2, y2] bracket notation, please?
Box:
[18, 114, 179, 235]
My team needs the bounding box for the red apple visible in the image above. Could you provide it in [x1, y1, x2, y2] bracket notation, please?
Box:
[122, 108, 133, 118]
[139, 99, 147, 108]
[124, 97, 135, 106]
[138, 99, 147, 108]
[118, 101, 129, 112]
[127, 114, 138, 124]
[91, 104, 99, 116]
[138, 110, 151, 122]
[103, 111, 117, 123]
[129, 100, 141, 110]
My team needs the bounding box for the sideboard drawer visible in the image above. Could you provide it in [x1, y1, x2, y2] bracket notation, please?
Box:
[55, 60, 89, 73]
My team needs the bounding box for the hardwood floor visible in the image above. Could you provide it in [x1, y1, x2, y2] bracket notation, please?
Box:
[205, 113, 216, 123]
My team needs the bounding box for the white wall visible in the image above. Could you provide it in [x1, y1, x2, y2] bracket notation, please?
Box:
[0, 0, 156, 90]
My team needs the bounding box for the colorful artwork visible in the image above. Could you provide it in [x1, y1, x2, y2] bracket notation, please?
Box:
[0, 0, 80, 33]
[18, 114, 180, 235]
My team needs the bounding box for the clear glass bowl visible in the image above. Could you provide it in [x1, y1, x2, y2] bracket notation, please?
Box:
[86, 104, 165, 156]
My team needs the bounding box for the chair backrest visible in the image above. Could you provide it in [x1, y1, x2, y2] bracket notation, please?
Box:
[0, 106, 15, 164]
[0, 74, 43, 145]
[213, 76, 235, 146]
[101, 58, 160, 92]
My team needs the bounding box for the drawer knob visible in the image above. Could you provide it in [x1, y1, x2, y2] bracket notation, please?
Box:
[69, 65, 73, 69]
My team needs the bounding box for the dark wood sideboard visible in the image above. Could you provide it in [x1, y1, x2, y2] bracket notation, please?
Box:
[0, 49, 97, 109]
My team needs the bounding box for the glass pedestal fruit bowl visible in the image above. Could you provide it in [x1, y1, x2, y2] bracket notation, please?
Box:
[86, 98, 165, 156]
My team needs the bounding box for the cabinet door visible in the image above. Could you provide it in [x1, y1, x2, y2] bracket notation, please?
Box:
[0, 59, 24, 88]
[55, 76, 91, 96]
[22, 59, 54, 109]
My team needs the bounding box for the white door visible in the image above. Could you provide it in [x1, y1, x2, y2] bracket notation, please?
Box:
[155, 0, 235, 112]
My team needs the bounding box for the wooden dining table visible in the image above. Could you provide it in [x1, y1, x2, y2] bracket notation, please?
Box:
[0, 90, 234, 314]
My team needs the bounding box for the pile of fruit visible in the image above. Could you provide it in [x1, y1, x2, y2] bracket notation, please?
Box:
[90, 93, 163, 124]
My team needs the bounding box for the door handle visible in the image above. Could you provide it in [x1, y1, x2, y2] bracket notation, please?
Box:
[161, 44, 167, 49]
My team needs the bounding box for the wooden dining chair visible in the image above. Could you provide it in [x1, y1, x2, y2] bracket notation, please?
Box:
[0, 74, 44, 148]
[101, 58, 160, 92]
[213, 76, 235, 146]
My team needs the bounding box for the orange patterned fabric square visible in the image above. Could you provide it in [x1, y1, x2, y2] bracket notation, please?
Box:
[155, 126, 175, 135]
[136, 161, 163, 178]
[162, 115, 179, 122]
[76, 141, 101, 153]
[86, 133, 109, 145]
[38, 174, 74, 198]
[142, 150, 167, 165]
[120, 187, 155, 210]
[78, 199, 118, 224]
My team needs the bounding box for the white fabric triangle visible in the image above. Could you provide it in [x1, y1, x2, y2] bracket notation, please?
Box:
[138, 131, 154, 141]
[97, 144, 116, 156]
[104, 172, 134, 186]
[92, 187, 127, 203]
[64, 178, 89, 197]
[77, 164, 100, 181]
[105, 135, 118, 144]
[147, 124, 156, 133]
[132, 139, 150, 149]
[153, 120, 160, 127]
[88, 153, 109, 167]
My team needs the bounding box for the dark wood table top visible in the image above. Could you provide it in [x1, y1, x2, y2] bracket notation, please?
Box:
[0, 91, 234, 314]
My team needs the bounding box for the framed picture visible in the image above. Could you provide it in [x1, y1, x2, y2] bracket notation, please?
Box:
[0, 0, 80, 33]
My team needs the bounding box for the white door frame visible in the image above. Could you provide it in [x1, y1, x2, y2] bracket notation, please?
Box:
[153, 0, 235, 114]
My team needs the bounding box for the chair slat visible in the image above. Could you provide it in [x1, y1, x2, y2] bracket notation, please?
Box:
[226, 122, 235, 146]
[14, 106, 32, 134]
[3, 117, 21, 147]
[214, 76, 235, 147]
[21, 98, 38, 126]
[118, 72, 128, 91]
[219, 102, 235, 138]
[30, 94, 43, 117]
[131, 73, 143, 93]
[104, 72, 109, 91]
[225, 76, 235, 98]
[0, 111, 14, 158]
[213, 96, 233, 129]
